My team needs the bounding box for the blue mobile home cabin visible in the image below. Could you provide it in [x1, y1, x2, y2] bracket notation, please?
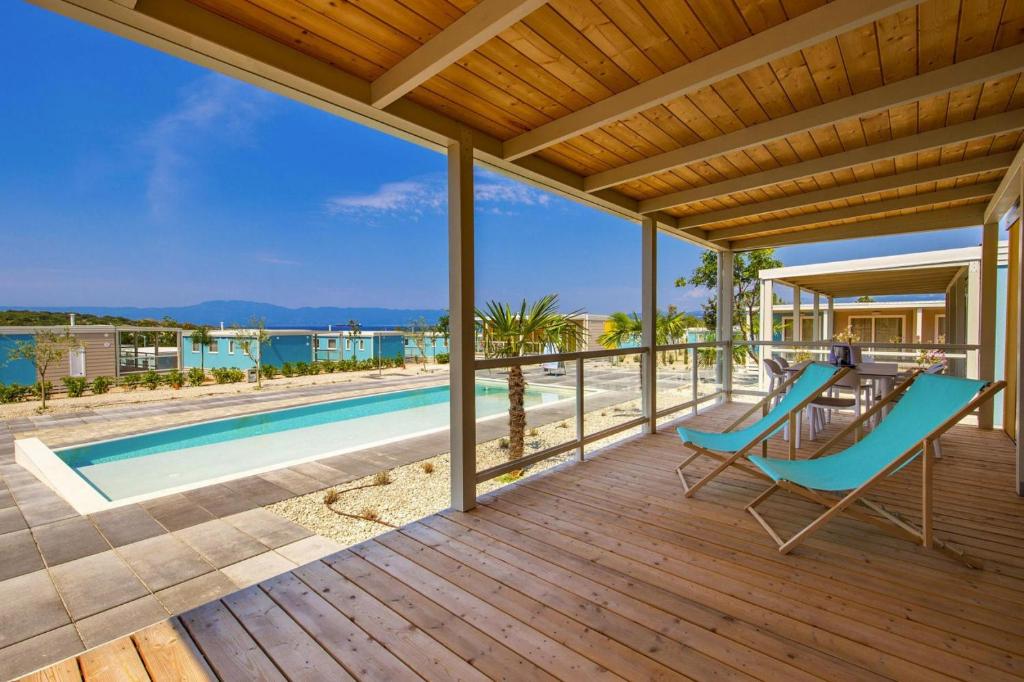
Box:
[315, 331, 405, 362]
[181, 329, 314, 370]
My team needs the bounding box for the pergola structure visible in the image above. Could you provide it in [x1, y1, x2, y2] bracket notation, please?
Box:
[30, 0, 1024, 501]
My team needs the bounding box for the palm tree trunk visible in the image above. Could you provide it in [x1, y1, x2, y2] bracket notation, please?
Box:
[507, 365, 526, 461]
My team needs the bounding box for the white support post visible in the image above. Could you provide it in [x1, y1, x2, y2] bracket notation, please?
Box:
[812, 293, 821, 341]
[827, 296, 835, 339]
[717, 251, 734, 399]
[915, 306, 925, 342]
[966, 260, 981, 381]
[978, 222, 999, 429]
[1016, 172, 1023, 496]
[759, 278, 773, 391]
[448, 128, 476, 512]
[792, 285, 802, 342]
[641, 216, 657, 434]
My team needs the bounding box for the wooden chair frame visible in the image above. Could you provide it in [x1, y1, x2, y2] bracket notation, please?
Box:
[745, 379, 1006, 568]
[677, 366, 850, 498]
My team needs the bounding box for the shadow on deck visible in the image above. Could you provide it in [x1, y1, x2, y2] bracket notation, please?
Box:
[17, 401, 1024, 681]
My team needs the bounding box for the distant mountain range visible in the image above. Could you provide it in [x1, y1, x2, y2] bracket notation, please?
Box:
[4, 301, 446, 328]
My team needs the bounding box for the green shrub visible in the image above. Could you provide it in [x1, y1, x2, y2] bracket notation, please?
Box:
[31, 381, 53, 399]
[307, 362, 322, 375]
[186, 367, 206, 387]
[211, 367, 245, 384]
[281, 362, 295, 378]
[435, 353, 449, 364]
[142, 370, 162, 390]
[165, 370, 185, 389]
[319, 360, 336, 373]
[120, 374, 140, 391]
[0, 383, 32, 403]
[61, 376, 88, 398]
[91, 376, 113, 395]
[295, 362, 309, 376]
[260, 364, 277, 379]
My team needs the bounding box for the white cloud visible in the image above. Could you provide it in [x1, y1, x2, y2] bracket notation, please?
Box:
[324, 170, 551, 218]
[140, 74, 272, 217]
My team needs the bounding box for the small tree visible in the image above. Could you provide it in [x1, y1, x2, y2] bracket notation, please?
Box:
[347, 319, 362, 363]
[856, 295, 875, 303]
[233, 317, 271, 389]
[405, 316, 431, 365]
[7, 328, 79, 409]
[190, 325, 213, 372]
[676, 249, 782, 361]
[435, 311, 449, 344]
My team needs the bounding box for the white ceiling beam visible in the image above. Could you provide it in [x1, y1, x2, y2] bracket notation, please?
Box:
[501, 0, 921, 160]
[709, 182, 998, 242]
[370, 0, 546, 109]
[984, 143, 1024, 223]
[727, 205, 985, 250]
[678, 152, 1013, 231]
[585, 46, 1024, 192]
[639, 109, 1024, 214]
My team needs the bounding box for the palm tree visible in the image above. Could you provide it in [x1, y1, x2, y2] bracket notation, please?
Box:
[598, 309, 693, 363]
[476, 295, 584, 466]
[190, 326, 213, 373]
[347, 319, 361, 363]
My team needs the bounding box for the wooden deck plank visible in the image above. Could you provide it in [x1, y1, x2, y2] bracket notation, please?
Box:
[221, 585, 353, 681]
[77, 638, 149, 682]
[21, 402, 1024, 682]
[131, 620, 215, 682]
[178, 600, 285, 682]
[16, 658, 82, 682]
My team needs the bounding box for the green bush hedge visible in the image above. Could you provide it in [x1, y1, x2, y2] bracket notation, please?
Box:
[142, 370, 162, 390]
[211, 367, 245, 384]
[187, 368, 206, 387]
[435, 353, 449, 364]
[260, 364, 277, 379]
[91, 376, 113, 395]
[62, 376, 88, 398]
[120, 374, 140, 391]
[0, 383, 32, 403]
[165, 370, 185, 389]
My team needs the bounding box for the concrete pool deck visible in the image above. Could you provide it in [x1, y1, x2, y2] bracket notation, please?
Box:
[0, 364, 721, 678]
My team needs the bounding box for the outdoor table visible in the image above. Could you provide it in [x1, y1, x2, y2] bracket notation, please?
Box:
[785, 360, 900, 417]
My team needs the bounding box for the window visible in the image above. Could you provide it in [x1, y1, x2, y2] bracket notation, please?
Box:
[317, 338, 336, 350]
[358, 339, 365, 351]
[345, 339, 352, 351]
[208, 339, 219, 354]
[191, 339, 200, 353]
[848, 316, 904, 343]
[780, 316, 817, 341]
[228, 340, 236, 354]
[935, 314, 946, 342]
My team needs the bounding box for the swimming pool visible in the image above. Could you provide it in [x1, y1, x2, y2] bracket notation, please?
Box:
[15, 379, 575, 512]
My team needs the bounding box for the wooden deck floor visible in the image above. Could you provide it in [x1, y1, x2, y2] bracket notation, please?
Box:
[18, 402, 1024, 681]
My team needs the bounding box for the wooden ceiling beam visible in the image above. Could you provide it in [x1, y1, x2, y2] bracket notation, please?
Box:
[727, 205, 986, 250]
[708, 182, 998, 242]
[501, 0, 922, 161]
[586, 46, 1024, 192]
[677, 153, 1013, 232]
[370, 0, 546, 109]
[640, 109, 1024, 214]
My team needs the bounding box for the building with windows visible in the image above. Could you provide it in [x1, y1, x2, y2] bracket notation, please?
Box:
[314, 331, 405, 363]
[181, 329, 314, 370]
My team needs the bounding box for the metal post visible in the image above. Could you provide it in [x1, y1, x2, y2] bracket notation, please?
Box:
[812, 293, 821, 341]
[759, 278, 773, 391]
[691, 347, 699, 415]
[827, 295, 835, 339]
[448, 128, 476, 512]
[576, 357, 584, 461]
[966, 261, 981, 379]
[978, 222, 998, 428]
[641, 216, 657, 434]
[716, 251, 734, 399]
[792, 285, 802, 342]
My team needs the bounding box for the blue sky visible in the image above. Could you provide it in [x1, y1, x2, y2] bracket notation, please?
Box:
[0, 2, 985, 316]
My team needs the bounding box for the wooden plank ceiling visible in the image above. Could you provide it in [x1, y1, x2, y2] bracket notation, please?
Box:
[157, 0, 1024, 248]
[777, 264, 965, 296]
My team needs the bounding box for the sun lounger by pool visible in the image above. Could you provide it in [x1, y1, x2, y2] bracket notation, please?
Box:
[744, 372, 1005, 566]
[675, 362, 848, 497]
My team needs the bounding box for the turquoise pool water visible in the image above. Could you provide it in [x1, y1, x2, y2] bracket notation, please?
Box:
[57, 380, 574, 502]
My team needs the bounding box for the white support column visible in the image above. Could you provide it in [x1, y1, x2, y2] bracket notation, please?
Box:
[827, 296, 835, 339]
[448, 128, 476, 512]
[1016, 172, 1024, 496]
[966, 260, 982, 380]
[759, 278, 773, 391]
[915, 306, 925, 342]
[792, 285, 802, 342]
[717, 251, 735, 399]
[812, 293, 821, 341]
[641, 215, 657, 434]
[978, 222, 999, 428]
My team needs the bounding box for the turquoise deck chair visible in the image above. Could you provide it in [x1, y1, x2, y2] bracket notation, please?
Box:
[676, 363, 848, 497]
[744, 373, 1005, 566]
